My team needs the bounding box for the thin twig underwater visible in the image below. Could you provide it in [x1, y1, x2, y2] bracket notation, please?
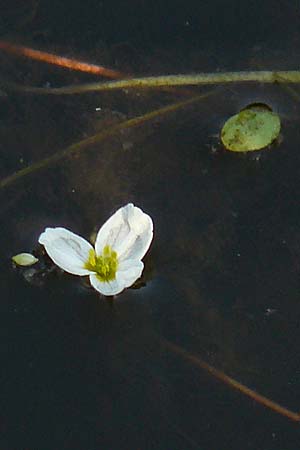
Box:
[2, 42, 300, 424]
[160, 338, 300, 423]
[0, 90, 216, 189]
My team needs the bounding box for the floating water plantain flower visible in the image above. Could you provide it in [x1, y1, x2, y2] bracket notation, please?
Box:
[38, 203, 153, 296]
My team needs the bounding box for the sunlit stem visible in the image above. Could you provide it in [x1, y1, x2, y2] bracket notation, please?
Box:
[2, 71, 300, 95]
[161, 338, 300, 422]
[0, 40, 125, 79]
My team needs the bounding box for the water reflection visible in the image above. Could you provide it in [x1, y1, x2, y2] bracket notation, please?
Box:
[1, 60, 300, 450]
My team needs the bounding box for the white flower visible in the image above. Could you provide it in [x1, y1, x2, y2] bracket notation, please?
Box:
[38, 203, 153, 296]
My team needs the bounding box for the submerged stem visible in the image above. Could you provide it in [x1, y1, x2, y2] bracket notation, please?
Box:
[2, 70, 300, 95]
[161, 338, 300, 422]
[0, 90, 216, 189]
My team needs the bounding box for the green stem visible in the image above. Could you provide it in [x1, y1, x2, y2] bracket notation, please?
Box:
[2, 70, 300, 95]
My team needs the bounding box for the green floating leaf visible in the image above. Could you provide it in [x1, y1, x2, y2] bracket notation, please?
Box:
[12, 252, 39, 266]
[221, 105, 281, 152]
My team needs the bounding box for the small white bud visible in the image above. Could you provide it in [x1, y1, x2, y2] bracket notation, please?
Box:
[12, 253, 39, 266]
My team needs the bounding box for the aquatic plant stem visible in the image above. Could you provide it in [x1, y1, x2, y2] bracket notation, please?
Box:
[162, 338, 300, 422]
[3, 70, 300, 95]
[0, 90, 216, 189]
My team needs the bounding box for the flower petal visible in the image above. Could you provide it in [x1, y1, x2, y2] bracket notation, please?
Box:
[117, 259, 144, 287]
[89, 259, 144, 296]
[89, 273, 125, 296]
[95, 203, 153, 262]
[39, 227, 94, 275]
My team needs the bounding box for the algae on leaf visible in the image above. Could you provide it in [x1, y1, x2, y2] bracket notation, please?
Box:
[221, 104, 281, 152]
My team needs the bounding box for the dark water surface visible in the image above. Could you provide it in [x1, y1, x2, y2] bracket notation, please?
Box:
[1, 1, 300, 449]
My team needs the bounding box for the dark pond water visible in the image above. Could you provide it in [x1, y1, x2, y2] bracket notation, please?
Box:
[1, 1, 300, 449]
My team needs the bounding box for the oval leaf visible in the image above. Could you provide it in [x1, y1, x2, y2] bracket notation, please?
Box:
[221, 105, 281, 152]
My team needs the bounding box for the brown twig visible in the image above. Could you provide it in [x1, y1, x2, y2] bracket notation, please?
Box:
[161, 338, 300, 422]
[0, 40, 125, 79]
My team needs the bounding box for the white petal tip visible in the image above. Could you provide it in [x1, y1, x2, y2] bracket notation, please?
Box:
[89, 274, 125, 296]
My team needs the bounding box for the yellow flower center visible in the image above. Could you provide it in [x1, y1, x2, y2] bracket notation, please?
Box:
[84, 245, 118, 282]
